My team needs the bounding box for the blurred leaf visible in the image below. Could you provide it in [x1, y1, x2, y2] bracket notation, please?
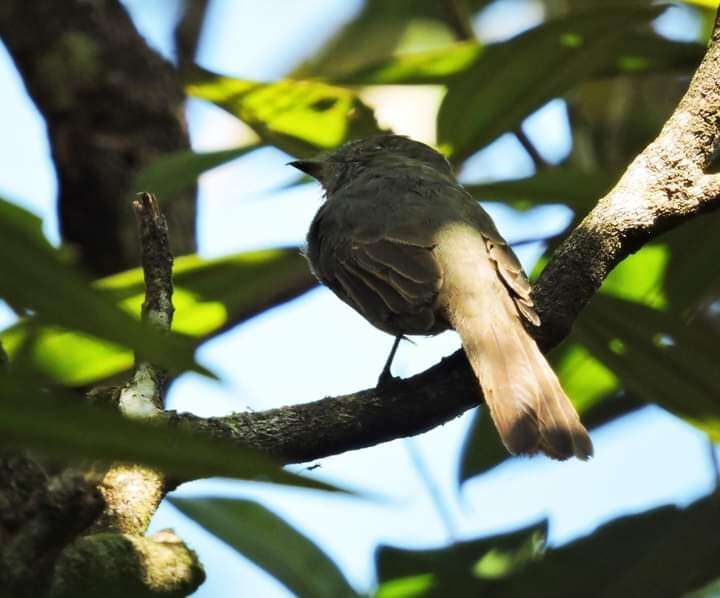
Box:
[438, 7, 664, 162]
[375, 520, 547, 597]
[336, 33, 700, 87]
[0, 373, 342, 493]
[577, 294, 720, 439]
[135, 144, 260, 202]
[2, 248, 315, 385]
[334, 41, 482, 85]
[465, 168, 617, 211]
[187, 72, 384, 157]
[681, 0, 718, 7]
[293, 0, 486, 79]
[0, 197, 204, 376]
[479, 495, 720, 597]
[172, 497, 359, 598]
[594, 33, 704, 77]
[375, 495, 720, 597]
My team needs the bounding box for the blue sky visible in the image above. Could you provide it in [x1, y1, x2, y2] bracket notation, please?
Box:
[0, 1, 716, 596]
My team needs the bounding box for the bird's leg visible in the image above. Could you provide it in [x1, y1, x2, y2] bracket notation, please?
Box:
[377, 335, 403, 390]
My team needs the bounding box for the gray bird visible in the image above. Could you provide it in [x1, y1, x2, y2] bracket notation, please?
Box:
[291, 135, 592, 460]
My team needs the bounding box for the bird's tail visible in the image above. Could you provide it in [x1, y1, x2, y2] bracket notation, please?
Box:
[449, 283, 593, 461]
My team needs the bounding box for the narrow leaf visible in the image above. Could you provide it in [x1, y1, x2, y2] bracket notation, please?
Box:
[0, 197, 203, 376]
[187, 71, 384, 157]
[172, 497, 359, 598]
[465, 168, 617, 211]
[438, 7, 664, 162]
[2, 248, 315, 385]
[0, 374, 343, 493]
[135, 144, 260, 202]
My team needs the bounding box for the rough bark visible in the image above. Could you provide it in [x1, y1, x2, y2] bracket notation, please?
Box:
[0, 0, 196, 277]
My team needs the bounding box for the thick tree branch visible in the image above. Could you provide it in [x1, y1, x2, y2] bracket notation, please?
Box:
[0, 0, 196, 276]
[167, 9, 720, 467]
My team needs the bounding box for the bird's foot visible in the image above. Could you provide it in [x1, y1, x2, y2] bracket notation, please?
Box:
[376, 369, 401, 392]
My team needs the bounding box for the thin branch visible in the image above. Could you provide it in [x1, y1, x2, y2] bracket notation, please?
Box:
[442, 0, 475, 41]
[94, 193, 175, 535]
[440, 1, 547, 170]
[514, 128, 549, 171]
[709, 440, 720, 492]
[405, 438, 459, 542]
[174, 0, 211, 71]
[164, 8, 720, 469]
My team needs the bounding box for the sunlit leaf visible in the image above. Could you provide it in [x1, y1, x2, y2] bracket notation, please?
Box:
[577, 295, 720, 439]
[171, 498, 359, 598]
[135, 144, 260, 202]
[438, 7, 664, 162]
[0, 374, 342, 493]
[0, 197, 204, 376]
[187, 71, 384, 157]
[293, 0, 492, 79]
[334, 41, 482, 85]
[2, 248, 315, 385]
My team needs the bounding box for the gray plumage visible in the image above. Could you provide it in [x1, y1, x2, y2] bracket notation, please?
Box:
[293, 135, 592, 460]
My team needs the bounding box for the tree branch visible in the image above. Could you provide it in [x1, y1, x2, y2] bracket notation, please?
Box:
[166, 8, 720, 468]
[0, 0, 196, 276]
[94, 194, 174, 535]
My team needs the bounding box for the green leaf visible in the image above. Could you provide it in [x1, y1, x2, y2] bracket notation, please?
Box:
[0, 374, 342, 493]
[134, 144, 260, 202]
[594, 34, 704, 77]
[375, 520, 547, 597]
[335, 35, 701, 87]
[171, 497, 359, 598]
[478, 495, 720, 597]
[334, 41, 482, 86]
[576, 294, 720, 439]
[0, 197, 203, 376]
[2, 248, 315, 385]
[438, 7, 664, 162]
[187, 72, 384, 157]
[465, 168, 617, 211]
[293, 0, 492, 79]
[375, 495, 720, 597]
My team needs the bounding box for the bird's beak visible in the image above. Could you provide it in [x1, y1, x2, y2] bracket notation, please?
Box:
[288, 159, 325, 181]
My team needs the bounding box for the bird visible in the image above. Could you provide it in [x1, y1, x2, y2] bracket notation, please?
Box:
[290, 134, 593, 460]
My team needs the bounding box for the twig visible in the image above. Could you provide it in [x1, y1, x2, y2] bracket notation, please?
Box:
[175, 0, 211, 70]
[442, 0, 475, 41]
[514, 128, 549, 171]
[709, 439, 720, 492]
[405, 438, 459, 542]
[95, 193, 175, 534]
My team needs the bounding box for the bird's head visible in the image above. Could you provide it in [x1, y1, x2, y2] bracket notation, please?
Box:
[289, 135, 452, 194]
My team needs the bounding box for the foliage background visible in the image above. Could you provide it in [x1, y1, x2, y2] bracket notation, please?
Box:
[2, 0, 720, 596]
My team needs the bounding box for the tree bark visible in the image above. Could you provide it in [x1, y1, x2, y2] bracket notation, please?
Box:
[0, 0, 196, 276]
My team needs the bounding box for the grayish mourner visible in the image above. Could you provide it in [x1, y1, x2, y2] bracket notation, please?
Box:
[292, 135, 593, 460]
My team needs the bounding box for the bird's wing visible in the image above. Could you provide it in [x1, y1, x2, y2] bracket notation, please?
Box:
[332, 237, 443, 335]
[484, 237, 540, 326]
[308, 190, 444, 334]
[462, 193, 540, 326]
